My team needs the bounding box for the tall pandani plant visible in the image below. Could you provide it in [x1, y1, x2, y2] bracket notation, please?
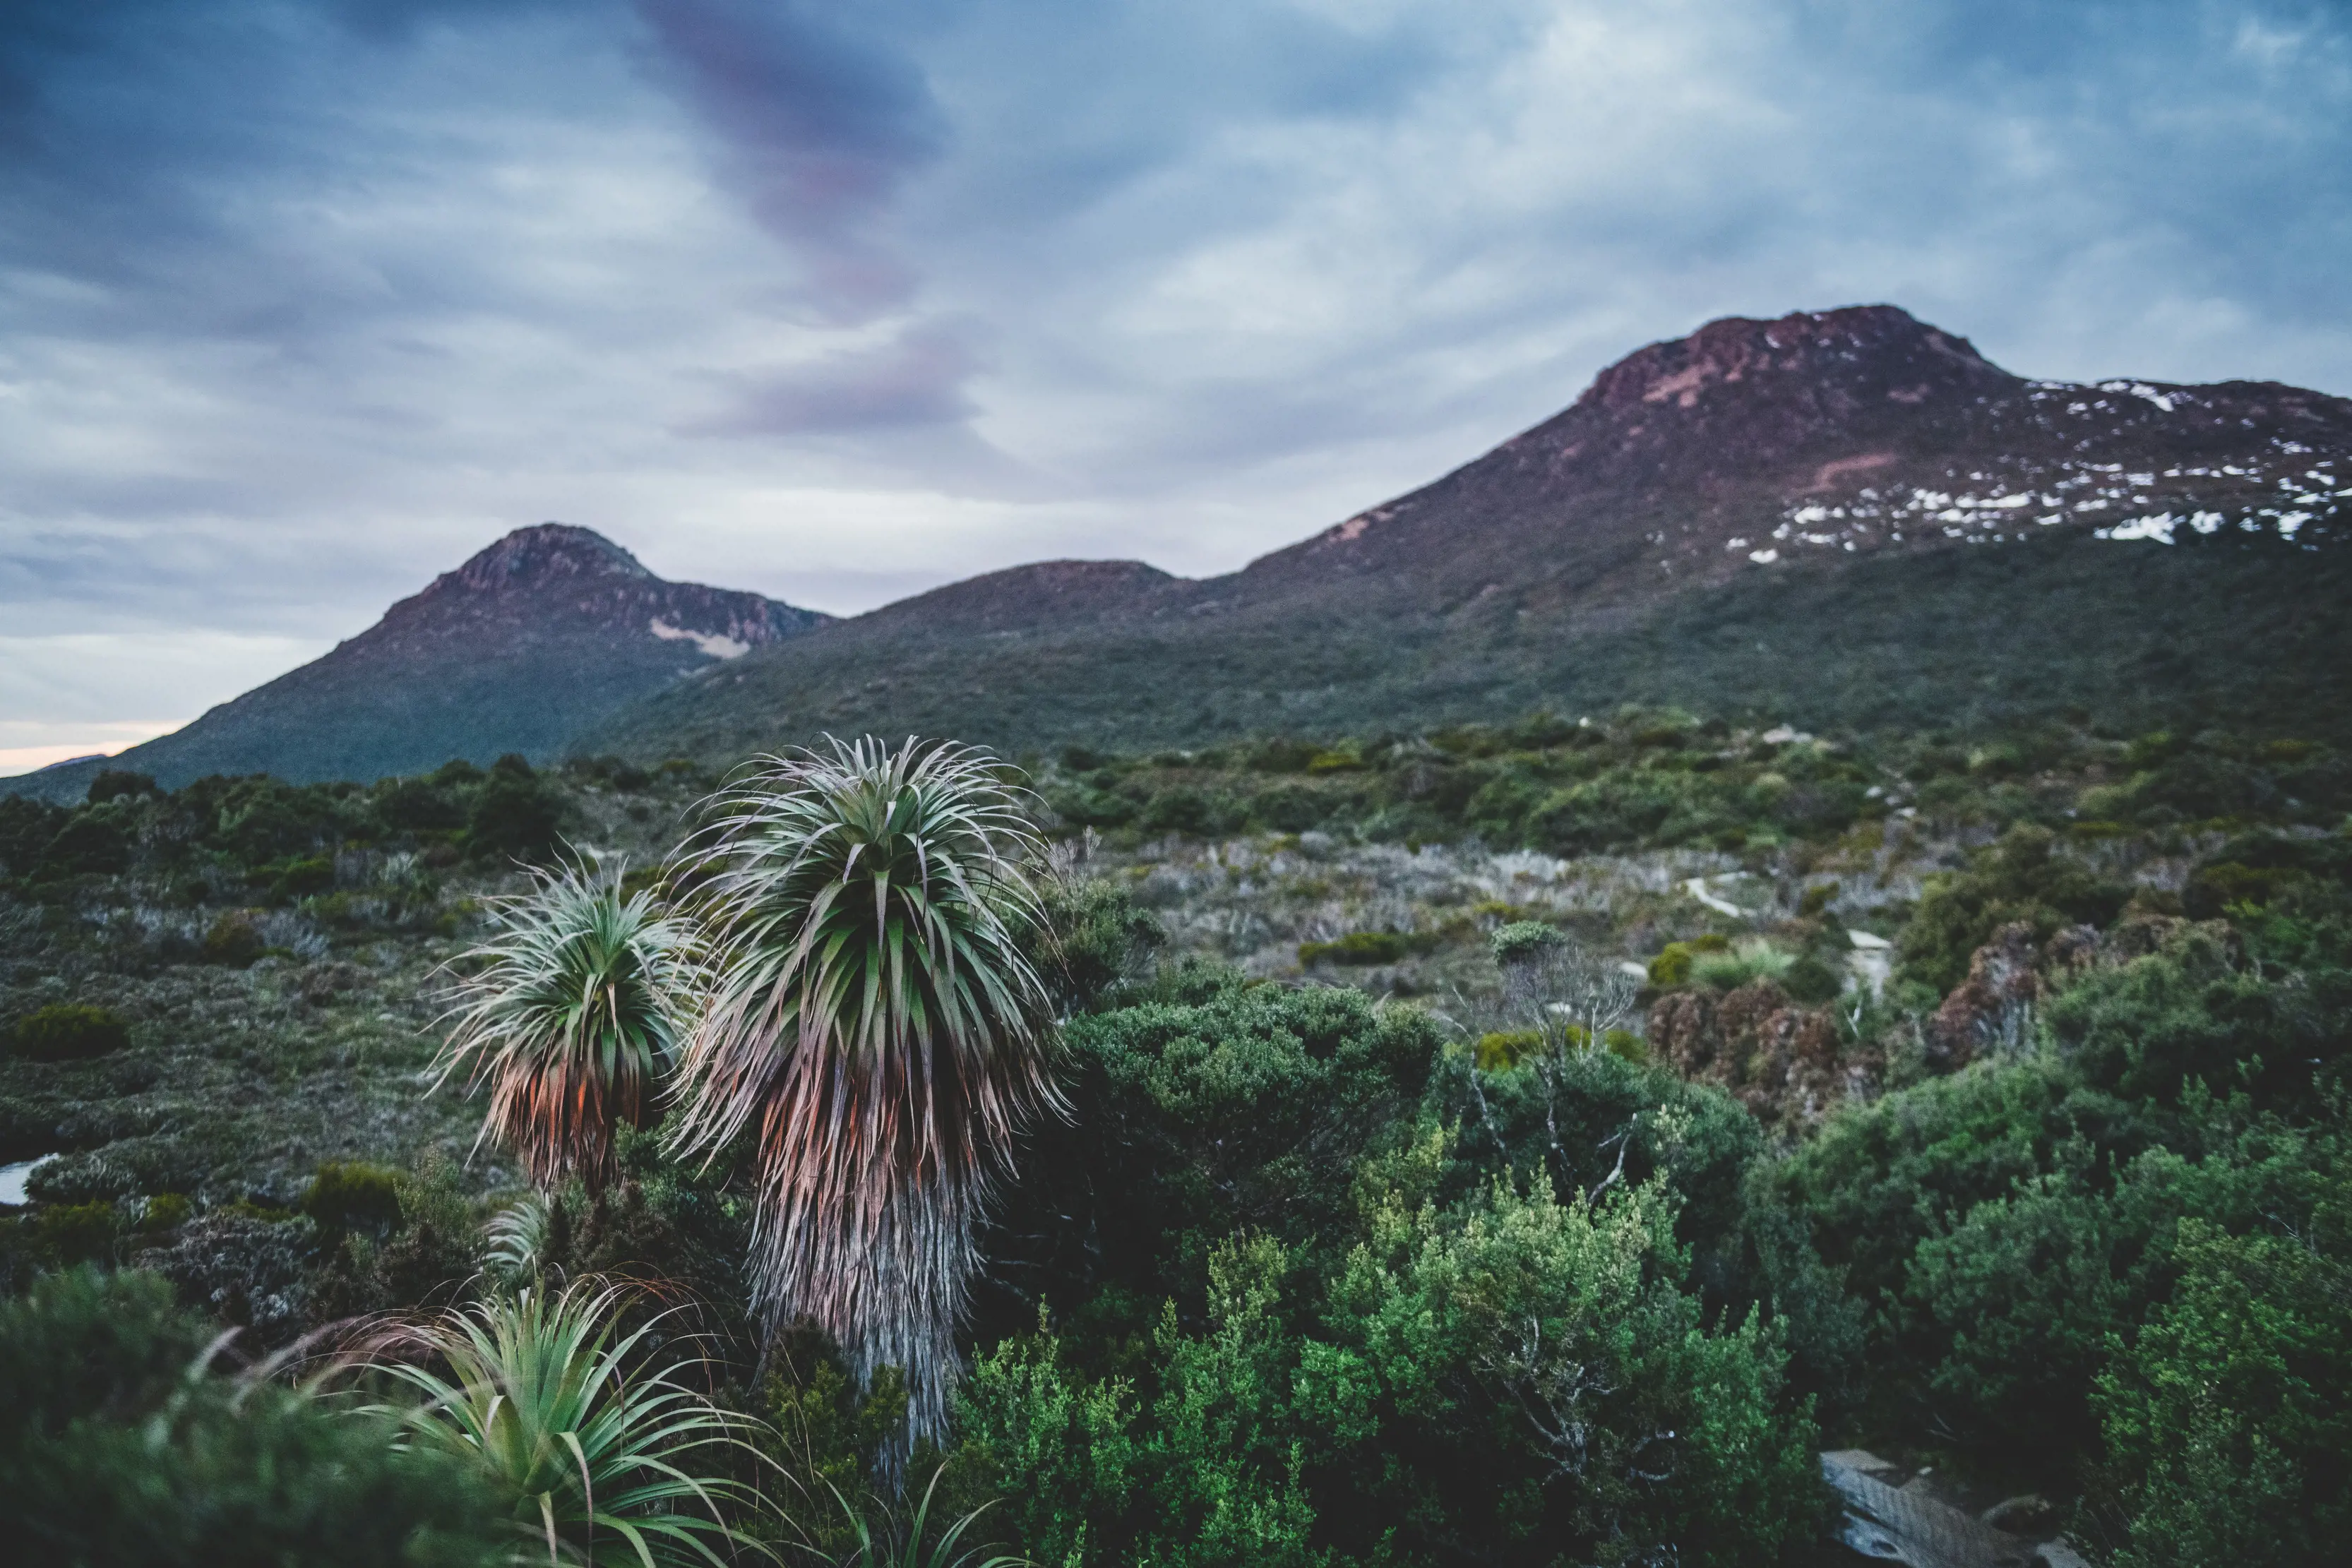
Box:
[437, 855, 704, 1199]
[670, 738, 1059, 1469]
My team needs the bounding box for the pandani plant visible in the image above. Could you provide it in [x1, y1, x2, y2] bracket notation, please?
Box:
[435, 855, 703, 1199]
[804, 1463, 1028, 1568]
[340, 1279, 771, 1568]
[669, 737, 1060, 1474]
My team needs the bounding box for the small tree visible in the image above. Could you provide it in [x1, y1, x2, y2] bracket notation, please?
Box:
[435, 856, 702, 1198]
[1491, 921, 1640, 1052]
[670, 738, 1059, 1476]
[1481, 923, 1647, 1195]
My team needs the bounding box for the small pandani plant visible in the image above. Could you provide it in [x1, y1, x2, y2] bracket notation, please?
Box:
[806, 1464, 1027, 1568]
[434, 856, 703, 1198]
[342, 1280, 768, 1567]
[670, 737, 1060, 1475]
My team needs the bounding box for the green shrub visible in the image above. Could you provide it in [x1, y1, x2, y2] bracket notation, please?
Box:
[36, 806, 135, 877]
[1967, 742, 2025, 778]
[464, 754, 564, 864]
[1319, 1177, 1827, 1565]
[374, 774, 468, 832]
[141, 1192, 193, 1231]
[8, 1003, 131, 1061]
[34, 1202, 122, 1265]
[1603, 1027, 1648, 1064]
[303, 1160, 405, 1238]
[1039, 876, 1165, 1013]
[1488, 919, 1564, 965]
[2094, 1218, 2351, 1567]
[1474, 1027, 1544, 1070]
[1692, 940, 1792, 991]
[314, 1152, 489, 1315]
[85, 769, 156, 804]
[1896, 825, 2130, 994]
[1245, 738, 1318, 773]
[0, 796, 66, 880]
[1782, 953, 1844, 1005]
[756, 1346, 914, 1562]
[1530, 767, 1728, 852]
[962, 1181, 1827, 1568]
[204, 908, 268, 966]
[1904, 1105, 2344, 1476]
[1648, 933, 1730, 988]
[1138, 785, 1219, 834]
[1443, 1039, 1769, 1291]
[265, 854, 335, 903]
[189, 775, 343, 865]
[2135, 749, 2268, 821]
[563, 754, 651, 792]
[2183, 861, 2296, 916]
[0, 1267, 506, 1566]
[982, 977, 1443, 1327]
[1242, 783, 1325, 832]
[2043, 919, 2348, 1108]
[1774, 1056, 2149, 1331]
[1049, 782, 1138, 828]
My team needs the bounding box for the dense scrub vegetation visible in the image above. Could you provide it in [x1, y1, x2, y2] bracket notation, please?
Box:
[591, 527, 2352, 770]
[1, 711, 2347, 1564]
[0, 754, 580, 902]
[1032, 708, 2352, 859]
[1, 1267, 508, 1564]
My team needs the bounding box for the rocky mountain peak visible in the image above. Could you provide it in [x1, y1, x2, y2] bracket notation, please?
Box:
[1576, 304, 2016, 418]
[429, 523, 654, 600]
[1250, 302, 2348, 606]
[372, 522, 825, 659]
[1, 523, 830, 795]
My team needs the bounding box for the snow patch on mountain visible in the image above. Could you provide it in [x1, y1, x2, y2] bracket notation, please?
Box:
[650, 619, 752, 659]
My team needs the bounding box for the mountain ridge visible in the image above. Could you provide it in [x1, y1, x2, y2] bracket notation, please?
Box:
[15, 304, 2351, 802]
[580, 304, 2351, 765]
[6, 525, 828, 802]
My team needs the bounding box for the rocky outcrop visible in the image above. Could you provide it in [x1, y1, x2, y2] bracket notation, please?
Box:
[1648, 979, 1858, 1130]
[1926, 922, 2042, 1070]
[369, 523, 819, 660]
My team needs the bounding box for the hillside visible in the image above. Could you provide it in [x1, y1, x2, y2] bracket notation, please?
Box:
[5, 525, 827, 803]
[583, 305, 2352, 765]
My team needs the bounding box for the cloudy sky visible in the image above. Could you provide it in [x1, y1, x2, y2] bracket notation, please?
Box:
[4, 0, 2348, 772]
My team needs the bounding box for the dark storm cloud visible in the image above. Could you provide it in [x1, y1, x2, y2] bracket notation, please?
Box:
[631, 0, 945, 314]
[2, 0, 2351, 767]
[0, 1, 592, 342]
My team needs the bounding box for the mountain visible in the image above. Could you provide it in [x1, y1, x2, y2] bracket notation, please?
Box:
[582, 305, 2352, 763]
[7, 525, 827, 802]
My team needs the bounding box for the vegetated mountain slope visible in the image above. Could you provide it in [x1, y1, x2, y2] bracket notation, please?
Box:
[585, 305, 2352, 765]
[6, 525, 828, 802]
